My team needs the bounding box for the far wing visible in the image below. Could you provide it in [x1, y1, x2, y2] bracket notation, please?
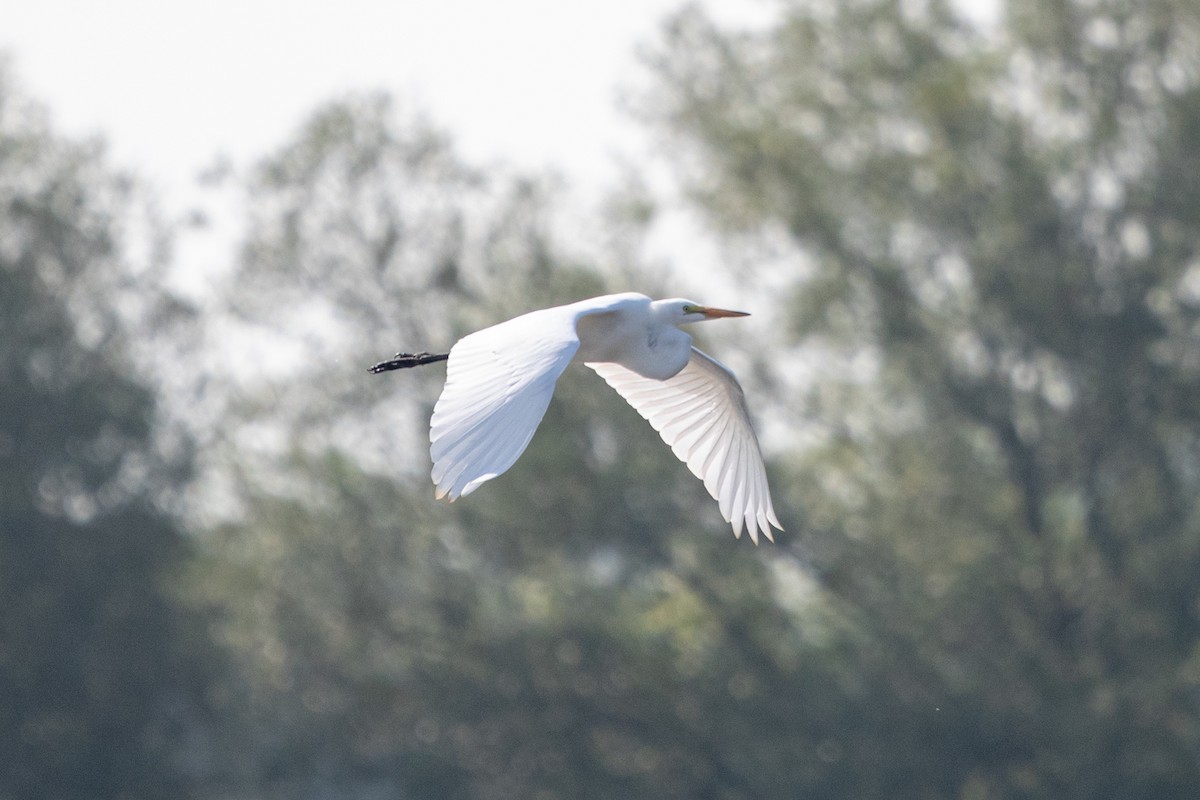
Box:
[588, 348, 782, 543]
[430, 311, 580, 500]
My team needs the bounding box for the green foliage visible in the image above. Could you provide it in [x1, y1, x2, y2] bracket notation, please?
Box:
[12, 0, 1200, 796]
[0, 69, 217, 798]
[190, 93, 797, 797]
[651, 0, 1200, 795]
[188, 2, 1200, 793]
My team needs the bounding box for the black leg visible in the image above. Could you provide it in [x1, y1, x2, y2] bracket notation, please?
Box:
[369, 352, 450, 373]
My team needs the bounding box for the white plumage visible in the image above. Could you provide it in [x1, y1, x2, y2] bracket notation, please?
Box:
[588, 350, 782, 541]
[398, 292, 781, 543]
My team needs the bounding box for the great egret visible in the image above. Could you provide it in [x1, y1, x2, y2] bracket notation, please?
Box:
[370, 292, 782, 543]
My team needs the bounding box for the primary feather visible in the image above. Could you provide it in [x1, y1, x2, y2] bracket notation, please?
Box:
[588, 350, 781, 543]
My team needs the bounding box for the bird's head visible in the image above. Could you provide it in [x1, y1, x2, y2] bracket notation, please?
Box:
[658, 298, 751, 325]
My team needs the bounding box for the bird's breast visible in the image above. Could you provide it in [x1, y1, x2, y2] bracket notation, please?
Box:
[580, 326, 690, 381]
[635, 330, 692, 380]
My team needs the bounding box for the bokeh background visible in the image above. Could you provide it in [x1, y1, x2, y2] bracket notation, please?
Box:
[4, 0, 1200, 797]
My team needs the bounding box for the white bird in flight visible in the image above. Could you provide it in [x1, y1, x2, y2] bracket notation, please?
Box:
[370, 292, 782, 543]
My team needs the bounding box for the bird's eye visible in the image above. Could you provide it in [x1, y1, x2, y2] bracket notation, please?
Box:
[682, 304, 700, 314]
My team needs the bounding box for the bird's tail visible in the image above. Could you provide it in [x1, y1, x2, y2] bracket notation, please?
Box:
[369, 351, 450, 373]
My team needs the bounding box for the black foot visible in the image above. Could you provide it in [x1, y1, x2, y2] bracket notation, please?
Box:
[369, 351, 450, 373]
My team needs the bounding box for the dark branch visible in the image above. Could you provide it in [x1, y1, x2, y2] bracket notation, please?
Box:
[368, 351, 450, 373]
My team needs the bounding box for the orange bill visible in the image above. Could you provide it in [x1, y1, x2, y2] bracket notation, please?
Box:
[699, 306, 750, 318]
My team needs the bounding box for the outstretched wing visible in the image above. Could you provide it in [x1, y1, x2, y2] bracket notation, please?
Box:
[430, 310, 581, 500]
[588, 348, 782, 543]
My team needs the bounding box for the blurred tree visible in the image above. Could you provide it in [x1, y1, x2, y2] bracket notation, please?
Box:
[190, 0, 1200, 795]
[0, 66, 218, 798]
[191, 95, 801, 799]
[647, 0, 1200, 796]
[21, 0, 1200, 794]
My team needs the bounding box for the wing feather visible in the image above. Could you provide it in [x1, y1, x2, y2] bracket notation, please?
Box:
[430, 309, 581, 500]
[588, 347, 782, 543]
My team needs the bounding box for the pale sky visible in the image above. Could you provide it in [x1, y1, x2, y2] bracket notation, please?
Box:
[2, 0, 772, 209]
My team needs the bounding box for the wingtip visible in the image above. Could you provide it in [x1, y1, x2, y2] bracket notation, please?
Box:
[763, 504, 783, 540]
[741, 519, 779, 545]
[729, 515, 784, 545]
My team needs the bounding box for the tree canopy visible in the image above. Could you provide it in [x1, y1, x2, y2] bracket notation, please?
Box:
[649, 0, 1200, 794]
[6, 0, 1200, 796]
[0, 68, 217, 798]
